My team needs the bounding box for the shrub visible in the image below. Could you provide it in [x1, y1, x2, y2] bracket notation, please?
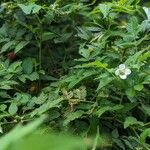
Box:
[0, 0, 150, 149]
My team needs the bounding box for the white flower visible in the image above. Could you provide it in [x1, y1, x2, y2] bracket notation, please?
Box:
[115, 64, 131, 80]
[143, 7, 150, 20]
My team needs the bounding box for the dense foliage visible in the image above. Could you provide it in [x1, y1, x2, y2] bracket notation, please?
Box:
[0, 0, 150, 149]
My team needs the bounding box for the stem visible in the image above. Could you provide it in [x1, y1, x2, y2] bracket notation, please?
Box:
[38, 41, 42, 70]
[92, 126, 99, 150]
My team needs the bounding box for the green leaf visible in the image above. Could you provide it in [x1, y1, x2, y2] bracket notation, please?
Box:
[0, 104, 7, 111]
[0, 116, 45, 150]
[27, 72, 39, 81]
[34, 92, 47, 105]
[79, 47, 90, 59]
[64, 110, 85, 126]
[140, 128, 150, 143]
[8, 103, 18, 115]
[32, 4, 42, 14]
[83, 60, 108, 68]
[125, 50, 145, 66]
[96, 105, 123, 118]
[124, 117, 144, 129]
[31, 98, 63, 117]
[0, 41, 14, 53]
[123, 139, 134, 149]
[139, 51, 150, 62]
[67, 70, 97, 89]
[96, 106, 111, 118]
[18, 4, 33, 14]
[141, 105, 150, 116]
[18, 4, 42, 15]
[125, 88, 136, 98]
[15, 41, 29, 53]
[113, 139, 126, 150]
[99, 4, 111, 18]
[126, 17, 139, 35]
[97, 75, 113, 91]
[134, 84, 144, 91]
[8, 61, 22, 73]
[22, 58, 33, 74]
[41, 32, 56, 41]
[45, 10, 54, 22]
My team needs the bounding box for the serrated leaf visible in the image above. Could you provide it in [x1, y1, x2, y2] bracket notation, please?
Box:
[8, 103, 18, 115]
[18, 4, 33, 14]
[15, 41, 29, 53]
[64, 110, 85, 126]
[139, 51, 150, 61]
[34, 92, 47, 105]
[41, 32, 56, 41]
[0, 41, 14, 53]
[126, 17, 139, 35]
[22, 58, 33, 74]
[97, 76, 113, 91]
[141, 105, 150, 116]
[83, 60, 108, 68]
[125, 50, 145, 65]
[32, 4, 42, 14]
[124, 117, 144, 129]
[99, 4, 111, 18]
[8, 61, 22, 73]
[125, 88, 135, 98]
[134, 84, 143, 91]
[96, 105, 123, 118]
[18, 4, 42, 15]
[113, 139, 126, 150]
[140, 128, 150, 143]
[27, 72, 39, 81]
[0, 104, 7, 111]
[31, 98, 63, 117]
[123, 139, 134, 149]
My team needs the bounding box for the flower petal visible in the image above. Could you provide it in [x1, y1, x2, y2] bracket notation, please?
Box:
[143, 7, 150, 20]
[125, 68, 131, 75]
[115, 69, 120, 75]
[119, 74, 127, 80]
[119, 64, 125, 70]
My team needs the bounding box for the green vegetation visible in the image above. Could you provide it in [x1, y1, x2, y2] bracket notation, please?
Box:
[0, 0, 150, 149]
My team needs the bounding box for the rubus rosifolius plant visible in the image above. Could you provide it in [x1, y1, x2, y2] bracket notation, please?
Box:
[0, 0, 89, 129]
[56, 0, 150, 149]
[0, 0, 150, 150]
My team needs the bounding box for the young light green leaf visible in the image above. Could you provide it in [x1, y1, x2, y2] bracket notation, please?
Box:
[140, 128, 150, 143]
[83, 60, 108, 68]
[134, 84, 144, 91]
[124, 117, 144, 129]
[99, 4, 111, 18]
[18, 4, 33, 14]
[18, 4, 42, 14]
